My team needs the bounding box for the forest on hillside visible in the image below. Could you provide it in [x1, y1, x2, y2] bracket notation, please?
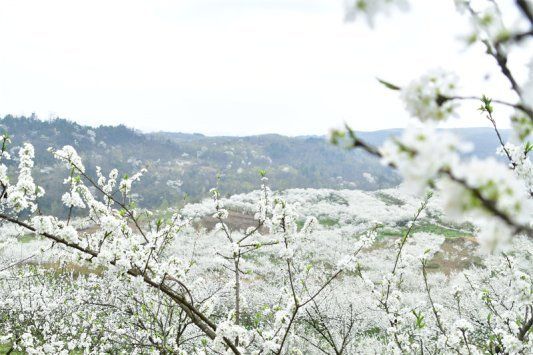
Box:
[0, 115, 510, 216]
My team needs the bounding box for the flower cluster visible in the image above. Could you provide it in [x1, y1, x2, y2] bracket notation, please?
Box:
[5, 143, 44, 213]
[459, 0, 508, 44]
[498, 143, 533, 194]
[380, 124, 469, 194]
[400, 69, 459, 122]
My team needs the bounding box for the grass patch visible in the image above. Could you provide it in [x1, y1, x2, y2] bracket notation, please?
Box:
[363, 326, 383, 337]
[38, 261, 105, 276]
[436, 218, 476, 232]
[416, 223, 471, 239]
[375, 192, 405, 206]
[318, 217, 339, 227]
[298, 216, 340, 229]
[377, 223, 471, 240]
[316, 193, 349, 206]
[376, 228, 402, 239]
[18, 234, 36, 243]
[0, 344, 23, 354]
[424, 262, 440, 269]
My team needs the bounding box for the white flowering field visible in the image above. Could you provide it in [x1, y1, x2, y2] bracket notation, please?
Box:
[1, 0, 533, 354]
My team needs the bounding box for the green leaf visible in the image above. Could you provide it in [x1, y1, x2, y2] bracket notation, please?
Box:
[479, 95, 494, 114]
[377, 78, 401, 91]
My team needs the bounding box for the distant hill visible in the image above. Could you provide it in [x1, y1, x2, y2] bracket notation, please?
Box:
[0, 115, 509, 215]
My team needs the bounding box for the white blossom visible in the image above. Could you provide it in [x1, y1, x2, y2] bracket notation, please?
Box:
[380, 124, 469, 194]
[400, 69, 459, 122]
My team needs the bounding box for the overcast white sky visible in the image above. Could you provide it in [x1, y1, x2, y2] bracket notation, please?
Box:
[0, 0, 529, 136]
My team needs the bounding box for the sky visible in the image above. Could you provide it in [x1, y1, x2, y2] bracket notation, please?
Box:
[0, 0, 530, 136]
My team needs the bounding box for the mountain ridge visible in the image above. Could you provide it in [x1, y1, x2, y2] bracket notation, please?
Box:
[0, 115, 509, 215]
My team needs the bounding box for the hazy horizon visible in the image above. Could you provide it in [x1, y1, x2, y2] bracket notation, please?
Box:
[1, 0, 528, 136]
[0, 112, 512, 138]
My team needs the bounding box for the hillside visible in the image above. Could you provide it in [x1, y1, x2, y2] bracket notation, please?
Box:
[0, 115, 508, 215]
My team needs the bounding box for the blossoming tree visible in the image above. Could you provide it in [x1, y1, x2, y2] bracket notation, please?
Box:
[0, 0, 532, 354]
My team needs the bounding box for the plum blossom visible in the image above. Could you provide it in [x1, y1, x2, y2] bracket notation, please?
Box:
[498, 142, 533, 194]
[400, 69, 460, 122]
[380, 124, 470, 194]
[363, 172, 375, 184]
[61, 191, 85, 209]
[440, 158, 531, 225]
[119, 168, 147, 195]
[476, 218, 514, 251]
[437, 157, 532, 250]
[51, 145, 85, 173]
[5, 143, 44, 213]
[466, 1, 507, 44]
[0, 164, 8, 188]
